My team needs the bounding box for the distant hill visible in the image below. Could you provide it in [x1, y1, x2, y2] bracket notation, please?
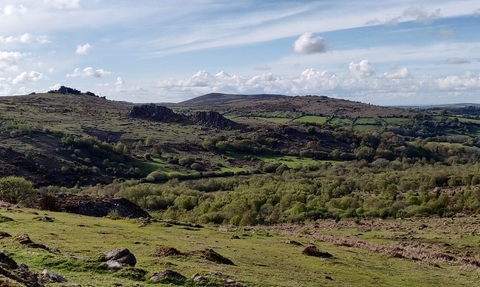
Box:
[175, 93, 417, 118]
[179, 93, 285, 106]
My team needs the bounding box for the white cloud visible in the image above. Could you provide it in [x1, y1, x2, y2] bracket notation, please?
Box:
[366, 6, 442, 26]
[444, 57, 471, 64]
[385, 16, 402, 26]
[155, 66, 480, 104]
[293, 32, 327, 54]
[0, 33, 33, 44]
[0, 51, 22, 71]
[44, 0, 81, 9]
[75, 43, 92, 55]
[349, 60, 376, 78]
[12, 71, 45, 84]
[402, 7, 442, 24]
[67, 67, 111, 78]
[365, 18, 381, 25]
[383, 67, 411, 79]
[115, 77, 125, 92]
[2, 5, 27, 16]
[0, 33, 50, 44]
[115, 77, 125, 86]
[36, 36, 50, 44]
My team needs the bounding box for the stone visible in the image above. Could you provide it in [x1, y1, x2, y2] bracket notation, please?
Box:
[192, 273, 207, 284]
[40, 269, 66, 282]
[18, 263, 29, 270]
[150, 269, 186, 282]
[105, 260, 123, 270]
[0, 251, 18, 269]
[101, 248, 136, 268]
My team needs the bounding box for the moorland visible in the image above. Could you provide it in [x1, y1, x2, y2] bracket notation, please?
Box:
[1, 87, 480, 286]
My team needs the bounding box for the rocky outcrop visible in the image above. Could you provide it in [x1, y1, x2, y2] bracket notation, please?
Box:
[130, 104, 187, 123]
[56, 195, 151, 218]
[191, 111, 243, 130]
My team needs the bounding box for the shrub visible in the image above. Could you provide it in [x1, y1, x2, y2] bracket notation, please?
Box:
[0, 176, 35, 205]
[38, 192, 58, 211]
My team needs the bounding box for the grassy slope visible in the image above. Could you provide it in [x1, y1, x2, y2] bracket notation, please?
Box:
[0, 209, 479, 286]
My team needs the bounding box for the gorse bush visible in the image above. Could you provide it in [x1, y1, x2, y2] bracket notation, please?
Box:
[0, 176, 35, 205]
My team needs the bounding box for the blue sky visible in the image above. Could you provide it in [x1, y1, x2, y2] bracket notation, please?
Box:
[0, 0, 479, 105]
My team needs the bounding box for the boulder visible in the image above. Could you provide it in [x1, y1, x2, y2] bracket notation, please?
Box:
[101, 248, 136, 268]
[0, 251, 18, 269]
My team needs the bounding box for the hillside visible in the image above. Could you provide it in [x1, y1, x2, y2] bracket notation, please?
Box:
[1, 209, 479, 286]
[178, 93, 285, 106]
[173, 93, 417, 118]
[3, 90, 480, 285]
[2, 89, 480, 188]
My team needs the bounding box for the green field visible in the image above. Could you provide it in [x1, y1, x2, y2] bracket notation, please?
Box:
[254, 117, 292, 123]
[0, 210, 479, 286]
[293, 116, 328, 124]
[330, 118, 353, 126]
[458, 117, 480, 124]
[382, 117, 411, 125]
[355, 117, 378, 125]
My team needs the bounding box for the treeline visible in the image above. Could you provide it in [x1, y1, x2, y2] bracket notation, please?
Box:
[71, 160, 480, 225]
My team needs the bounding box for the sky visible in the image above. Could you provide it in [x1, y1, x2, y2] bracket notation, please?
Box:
[0, 0, 479, 105]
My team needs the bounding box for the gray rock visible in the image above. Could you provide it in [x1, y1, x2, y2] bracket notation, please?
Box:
[192, 273, 207, 284]
[105, 260, 123, 270]
[18, 263, 29, 270]
[115, 253, 137, 266]
[40, 269, 66, 282]
[150, 269, 186, 282]
[101, 248, 136, 267]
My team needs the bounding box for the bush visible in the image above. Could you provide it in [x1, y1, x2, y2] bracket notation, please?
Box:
[0, 176, 35, 205]
[39, 192, 59, 211]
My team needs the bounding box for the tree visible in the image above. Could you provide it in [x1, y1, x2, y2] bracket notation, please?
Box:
[145, 136, 154, 146]
[0, 176, 35, 205]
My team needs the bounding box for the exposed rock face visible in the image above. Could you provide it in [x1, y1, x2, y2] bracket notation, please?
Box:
[56, 195, 151, 218]
[130, 104, 187, 123]
[191, 111, 243, 130]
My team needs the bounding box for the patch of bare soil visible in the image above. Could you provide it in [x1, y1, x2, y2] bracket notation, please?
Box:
[155, 246, 183, 257]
